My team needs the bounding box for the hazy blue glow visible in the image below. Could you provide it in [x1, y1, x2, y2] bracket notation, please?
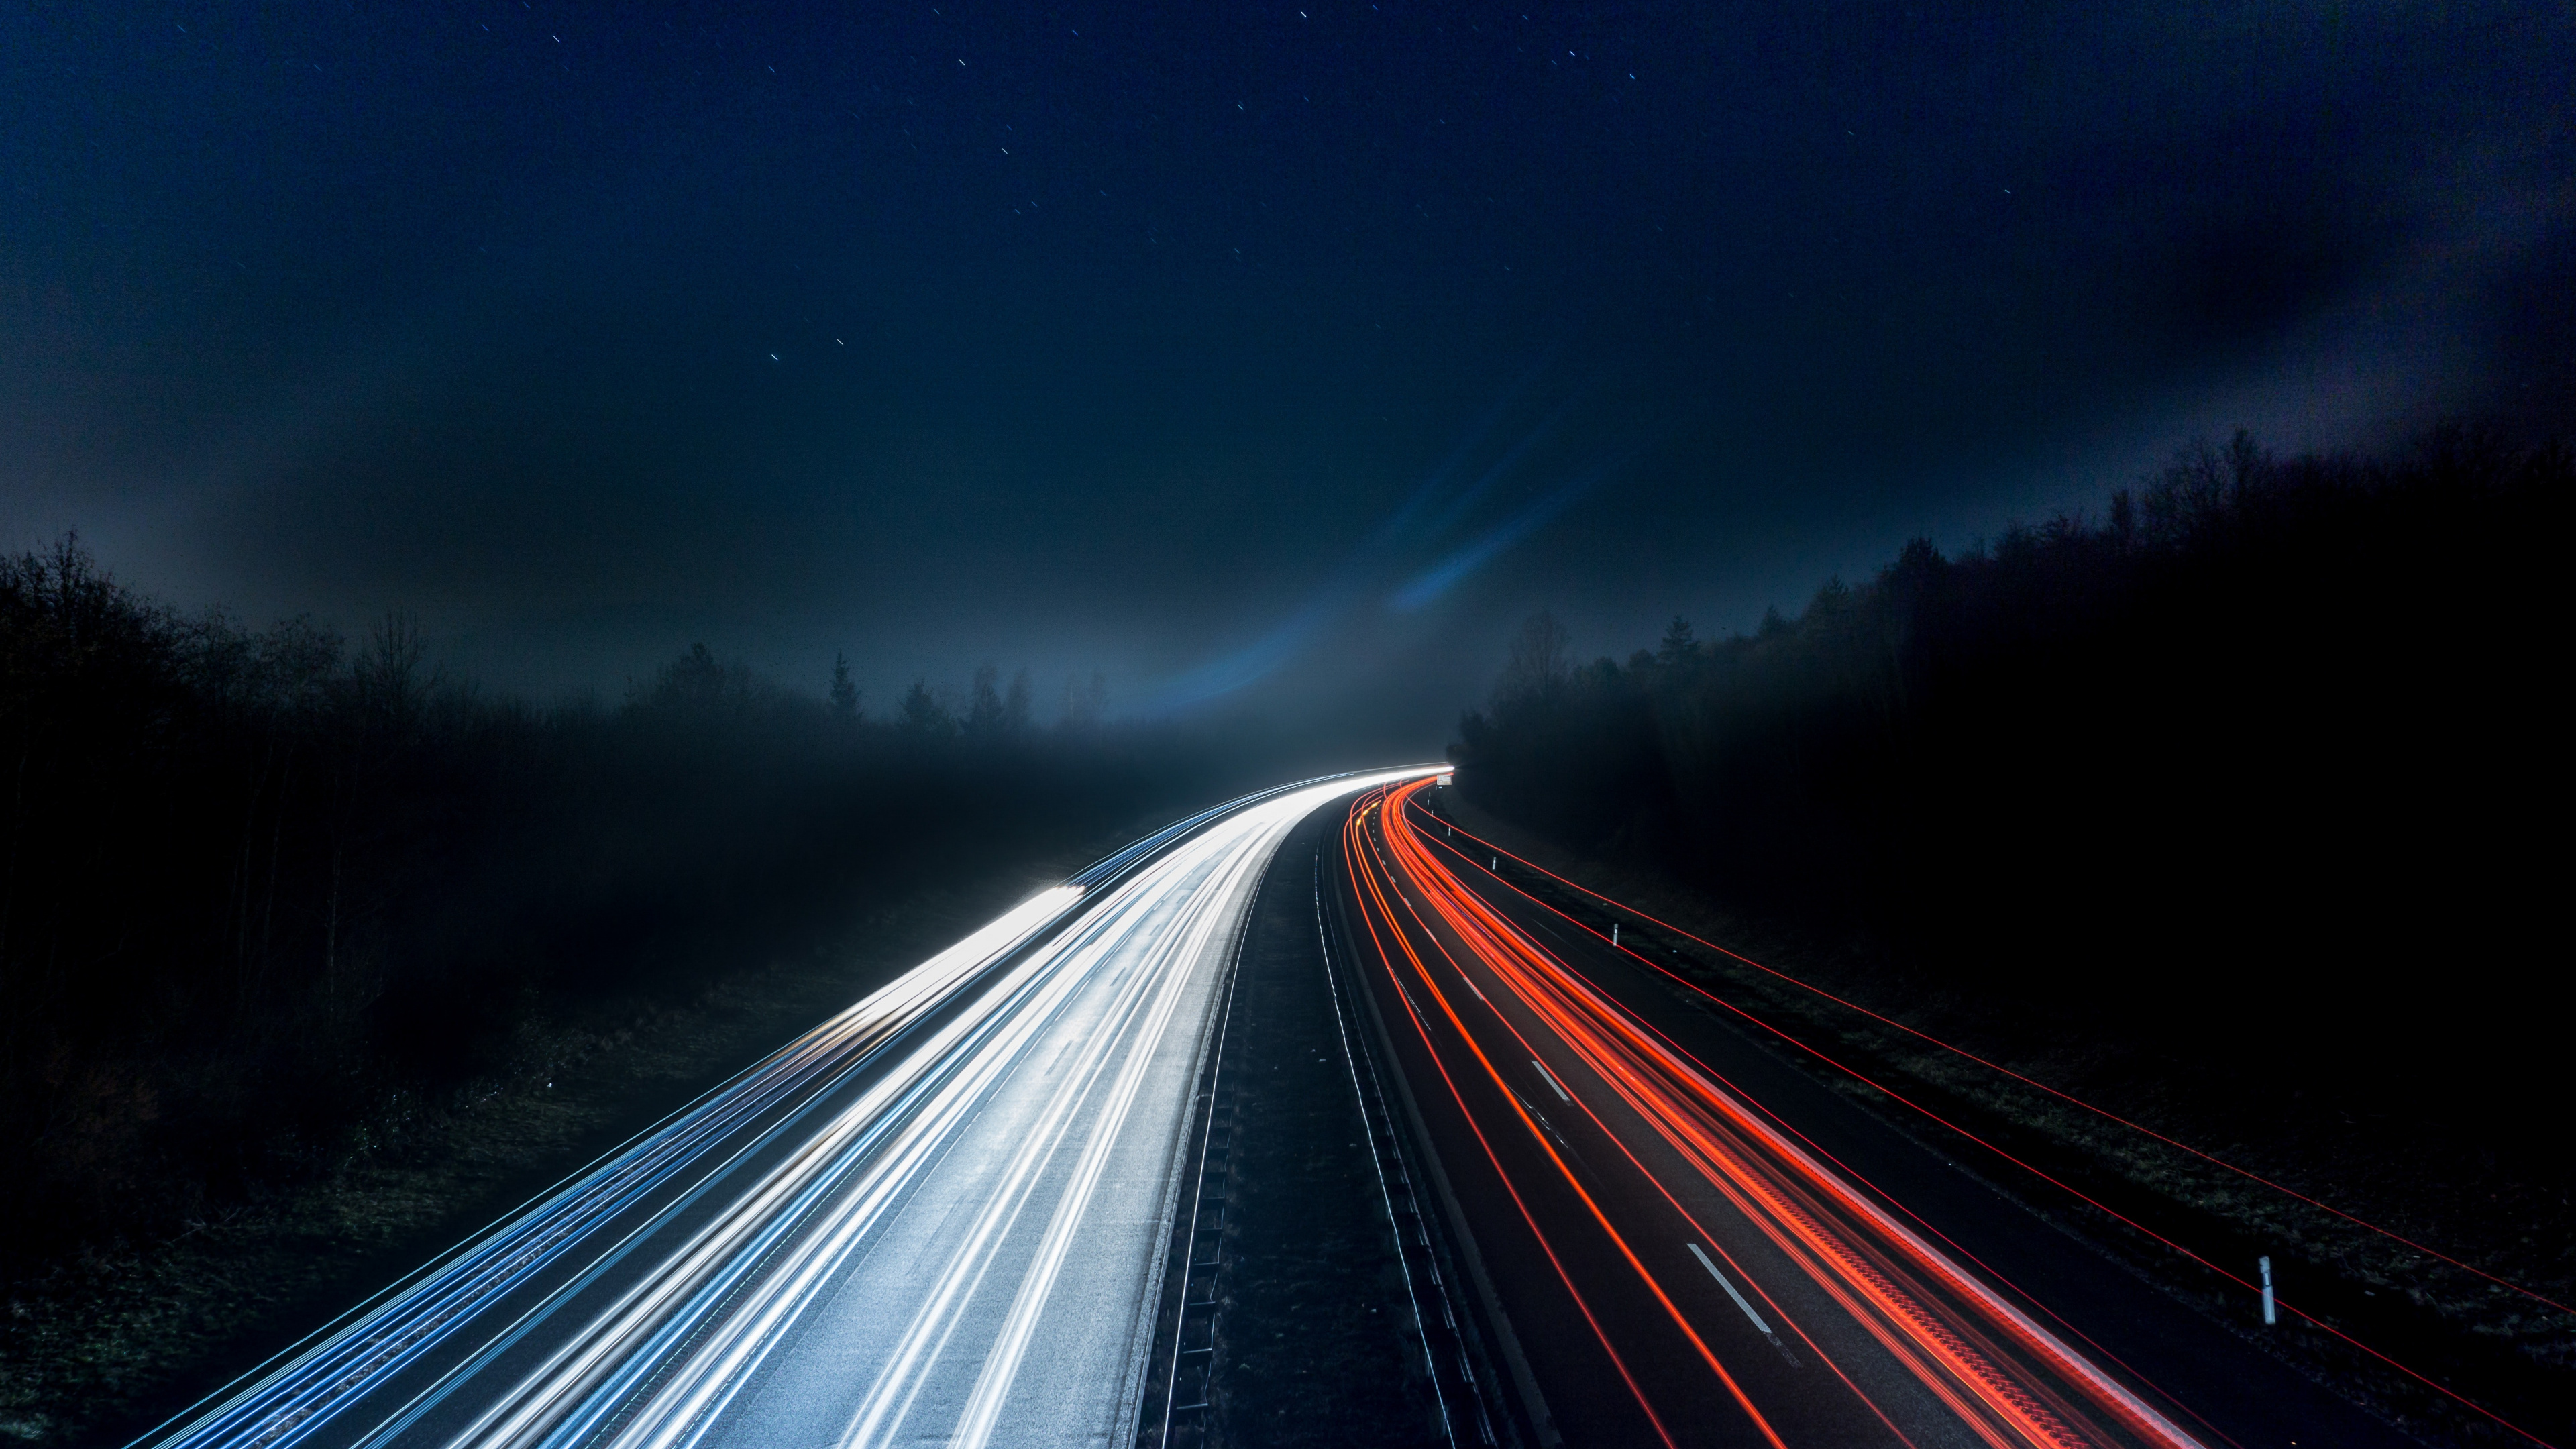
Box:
[1392, 450, 1645, 613]
[1368, 345, 1565, 547]
[2, 4, 2565, 749]
[1421, 399, 1578, 540]
[1140, 595, 1344, 713]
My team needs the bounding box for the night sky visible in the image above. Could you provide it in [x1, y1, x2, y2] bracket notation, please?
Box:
[5, 3, 2569, 751]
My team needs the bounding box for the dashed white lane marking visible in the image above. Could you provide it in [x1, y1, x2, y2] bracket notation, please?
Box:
[1688, 1242, 1774, 1336]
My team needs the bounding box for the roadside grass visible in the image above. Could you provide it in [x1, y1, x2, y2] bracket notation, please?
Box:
[1428, 792, 2574, 1446]
[0, 826, 1146, 1449]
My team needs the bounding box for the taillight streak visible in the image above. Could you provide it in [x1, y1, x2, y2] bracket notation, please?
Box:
[1355, 780, 2209, 1449]
[1404, 796, 2559, 1449]
[1341, 790, 1695, 1449]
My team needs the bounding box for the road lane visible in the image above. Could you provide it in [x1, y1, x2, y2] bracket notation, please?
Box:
[1333, 777, 2420, 1449]
[139, 767, 1438, 1449]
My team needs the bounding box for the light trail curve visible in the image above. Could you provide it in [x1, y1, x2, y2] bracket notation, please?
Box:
[1336, 778, 2218, 1449]
[136, 767, 1441, 1449]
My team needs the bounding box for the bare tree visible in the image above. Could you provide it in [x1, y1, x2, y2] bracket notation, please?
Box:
[1496, 610, 1574, 704]
[828, 652, 861, 721]
[1060, 672, 1108, 729]
[357, 611, 436, 732]
[963, 663, 1007, 738]
[1003, 667, 1033, 734]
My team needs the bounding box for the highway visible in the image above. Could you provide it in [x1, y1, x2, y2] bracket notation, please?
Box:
[1332, 776, 2422, 1449]
[136, 768, 1438, 1449]
[134, 765, 2437, 1449]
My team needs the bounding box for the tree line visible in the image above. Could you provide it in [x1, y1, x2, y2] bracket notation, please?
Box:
[1451, 428, 2568, 1119]
[882, 662, 1113, 737]
[0, 541, 1216, 1277]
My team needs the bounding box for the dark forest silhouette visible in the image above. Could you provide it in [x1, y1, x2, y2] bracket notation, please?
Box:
[0, 548, 1230, 1281]
[1452, 428, 2567, 1127]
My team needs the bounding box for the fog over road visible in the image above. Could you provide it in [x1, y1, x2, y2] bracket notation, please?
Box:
[138, 769, 1438, 1449]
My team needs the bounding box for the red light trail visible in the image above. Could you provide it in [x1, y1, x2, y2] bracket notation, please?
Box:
[1339, 778, 2214, 1448]
[1428, 809, 2573, 1323]
[1405, 797, 2563, 1448]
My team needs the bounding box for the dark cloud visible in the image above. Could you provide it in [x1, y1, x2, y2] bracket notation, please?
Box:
[2, 2, 2567, 751]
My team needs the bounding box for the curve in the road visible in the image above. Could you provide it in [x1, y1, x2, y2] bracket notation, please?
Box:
[1339, 776, 2218, 1449]
[137, 767, 1440, 1449]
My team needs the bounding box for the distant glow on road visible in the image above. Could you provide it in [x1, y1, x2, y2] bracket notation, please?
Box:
[144, 769, 1438, 1449]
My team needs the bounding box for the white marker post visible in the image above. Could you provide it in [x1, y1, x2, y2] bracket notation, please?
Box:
[1612, 922, 1619, 947]
[2259, 1255, 2275, 1325]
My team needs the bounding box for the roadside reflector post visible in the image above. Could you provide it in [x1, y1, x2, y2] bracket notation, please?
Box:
[1612, 922, 1619, 947]
[2260, 1255, 2275, 1324]
[1491, 857, 1498, 872]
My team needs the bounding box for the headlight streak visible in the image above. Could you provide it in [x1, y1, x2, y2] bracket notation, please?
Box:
[457, 773, 1437, 1449]
[464, 881, 1159, 1449]
[802, 820, 1272, 1449]
[141, 767, 1440, 1449]
[945, 808, 1291, 1449]
[148, 888, 1083, 1449]
[374, 888, 1104, 1449]
[1345, 780, 2216, 1449]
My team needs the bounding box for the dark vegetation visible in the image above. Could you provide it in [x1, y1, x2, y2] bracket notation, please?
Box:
[1454, 427, 2567, 1143]
[0, 541, 1238, 1290]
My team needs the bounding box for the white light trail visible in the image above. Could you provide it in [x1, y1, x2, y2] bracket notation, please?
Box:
[140, 767, 1439, 1449]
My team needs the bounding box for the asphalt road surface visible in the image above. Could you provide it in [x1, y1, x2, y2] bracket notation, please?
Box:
[132, 767, 2436, 1449]
[1331, 775, 2422, 1449]
[136, 769, 1437, 1449]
